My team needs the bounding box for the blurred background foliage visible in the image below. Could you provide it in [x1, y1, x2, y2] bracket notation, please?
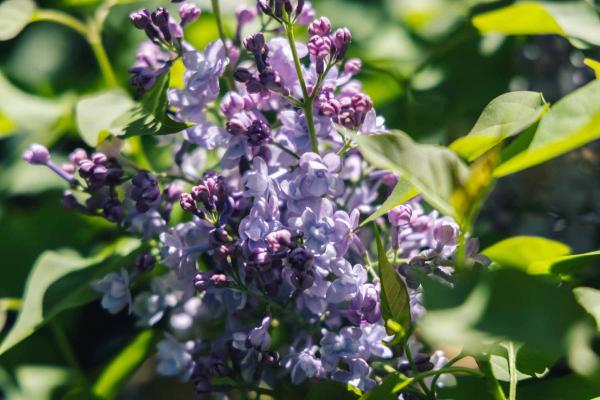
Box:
[1, 0, 600, 398]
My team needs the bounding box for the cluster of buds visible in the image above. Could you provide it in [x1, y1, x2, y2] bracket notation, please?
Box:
[191, 353, 232, 396]
[319, 91, 373, 129]
[226, 117, 272, 147]
[130, 171, 161, 213]
[257, 0, 307, 24]
[234, 33, 289, 98]
[287, 246, 315, 290]
[180, 173, 230, 219]
[307, 17, 352, 73]
[347, 284, 381, 325]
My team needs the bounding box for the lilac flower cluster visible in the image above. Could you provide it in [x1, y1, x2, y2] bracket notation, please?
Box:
[22, 1, 488, 397]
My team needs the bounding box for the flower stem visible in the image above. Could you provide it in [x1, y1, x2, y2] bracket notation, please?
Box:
[285, 24, 319, 153]
[404, 343, 433, 398]
[211, 0, 235, 91]
[31, 9, 117, 87]
[508, 342, 517, 400]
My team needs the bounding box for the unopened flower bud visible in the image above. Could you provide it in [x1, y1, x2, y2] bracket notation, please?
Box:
[333, 27, 351, 58]
[130, 9, 151, 29]
[180, 192, 197, 213]
[388, 205, 412, 227]
[22, 143, 50, 165]
[308, 16, 331, 36]
[236, 6, 256, 26]
[233, 67, 253, 83]
[344, 58, 362, 75]
[179, 3, 200, 26]
[135, 253, 157, 272]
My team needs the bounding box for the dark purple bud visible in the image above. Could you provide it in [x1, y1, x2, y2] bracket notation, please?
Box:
[210, 226, 231, 244]
[103, 199, 124, 223]
[165, 183, 184, 202]
[308, 16, 331, 36]
[245, 120, 271, 146]
[135, 253, 157, 272]
[179, 3, 200, 26]
[233, 67, 253, 83]
[106, 167, 124, 185]
[291, 270, 315, 290]
[130, 9, 151, 29]
[180, 192, 197, 213]
[151, 7, 169, 27]
[243, 33, 265, 53]
[220, 92, 245, 117]
[77, 159, 95, 178]
[295, 0, 305, 19]
[288, 247, 312, 271]
[22, 143, 50, 165]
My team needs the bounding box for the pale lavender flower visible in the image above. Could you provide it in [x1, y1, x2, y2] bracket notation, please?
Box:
[332, 358, 376, 391]
[320, 327, 362, 371]
[284, 345, 324, 384]
[156, 335, 196, 381]
[91, 269, 132, 314]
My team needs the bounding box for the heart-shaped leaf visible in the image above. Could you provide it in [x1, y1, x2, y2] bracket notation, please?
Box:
[0, 0, 35, 41]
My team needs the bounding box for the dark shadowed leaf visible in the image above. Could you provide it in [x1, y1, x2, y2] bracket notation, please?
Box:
[0, 238, 140, 355]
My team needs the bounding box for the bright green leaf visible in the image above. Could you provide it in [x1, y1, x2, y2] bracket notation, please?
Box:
[450, 91, 547, 161]
[482, 236, 571, 272]
[76, 90, 133, 147]
[359, 373, 413, 400]
[374, 226, 411, 340]
[0, 0, 35, 41]
[110, 71, 188, 138]
[356, 130, 469, 219]
[529, 250, 600, 276]
[0, 238, 140, 355]
[472, 1, 600, 48]
[91, 330, 160, 399]
[495, 80, 600, 176]
[359, 179, 419, 228]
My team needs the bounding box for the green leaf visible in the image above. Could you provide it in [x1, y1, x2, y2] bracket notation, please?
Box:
[0, 238, 140, 356]
[374, 226, 411, 340]
[488, 342, 553, 382]
[76, 90, 134, 147]
[356, 130, 469, 219]
[450, 91, 547, 161]
[472, 1, 600, 48]
[574, 287, 600, 330]
[359, 373, 413, 400]
[528, 250, 600, 276]
[418, 269, 588, 360]
[91, 330, 160, 400]
[481, 236, 571, 273]
[0, 0, 35, 41]
[517, 374, 600, 400]
[494, 75, 600, 176]
[110, 71, 188, 138]
[0, 72, 68, 135]
[359, 179, 419, 228]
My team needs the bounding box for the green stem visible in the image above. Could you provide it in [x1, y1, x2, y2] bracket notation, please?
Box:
[477, 359, 508, 400]
[211, 0, 235, 90]
[412, 366, 484, 382]
[285, 24, 319, 153]
[50, 321, 87, 384]
[87, 24, 118, 87]
[508, 342, 517, 400]
[31, 9, 117, 87]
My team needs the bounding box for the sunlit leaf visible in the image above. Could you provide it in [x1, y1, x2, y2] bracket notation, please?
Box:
[374, 226, 411, 341]
[356, 130, 469, 219]
[482, 236, 571, 272]
[76, 90, 133, 147]
[0, 238, 140, 355]
[494, 80, 600, 176]
[529, 250, 600, 276]
[450, 91, 547, 161]
[91, 330, 160, 399]
[359, 179, 419, 228]
[0, 0, 35, 41]
[472, 1, 600, 48]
